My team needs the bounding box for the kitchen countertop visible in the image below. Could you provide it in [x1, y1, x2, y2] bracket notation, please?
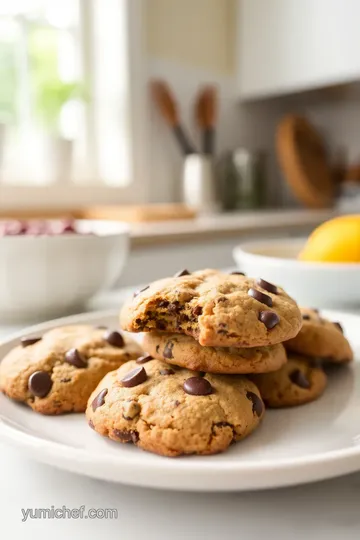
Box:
[130, 208, 340, 247]
[1, 289, 360, 539]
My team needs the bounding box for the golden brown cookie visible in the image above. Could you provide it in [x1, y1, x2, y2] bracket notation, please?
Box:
[285, 308, 353, 364]
[143, 332, 287, 374]
[0, 325, 143, 415]
[250, 354, 327, 408]
[86, 358, 265, 457]
[120, 269, 302, 348]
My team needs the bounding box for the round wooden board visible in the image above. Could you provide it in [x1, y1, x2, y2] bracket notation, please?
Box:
[276, 115, 334, 208]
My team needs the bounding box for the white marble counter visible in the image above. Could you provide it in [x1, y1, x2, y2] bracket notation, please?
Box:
[130, 208, 338, 247]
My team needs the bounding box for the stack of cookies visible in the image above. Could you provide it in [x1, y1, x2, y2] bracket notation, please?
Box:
[88, 268, 351, 457]
[0, 268, 353, 459]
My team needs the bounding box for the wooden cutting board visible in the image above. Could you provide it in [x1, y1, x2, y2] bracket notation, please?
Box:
[79, 204, 197, 222]
[276, 115, 335, 208]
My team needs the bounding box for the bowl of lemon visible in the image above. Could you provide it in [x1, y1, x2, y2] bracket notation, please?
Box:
[233, 215, 360, 309]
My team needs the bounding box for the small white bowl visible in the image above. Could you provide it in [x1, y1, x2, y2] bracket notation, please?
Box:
[0, 220, 129, 322]
[233, 238, 360, 309]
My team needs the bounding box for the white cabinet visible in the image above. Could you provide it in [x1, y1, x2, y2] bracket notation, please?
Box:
[237, 0, 360, 99]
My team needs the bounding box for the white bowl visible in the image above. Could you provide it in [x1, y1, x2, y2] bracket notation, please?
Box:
[233, 238, 360, 309]
[0, 220, 129, 322]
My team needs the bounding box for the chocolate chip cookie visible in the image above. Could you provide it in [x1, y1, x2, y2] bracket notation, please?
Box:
[0, 325, 143, 415]
[86, 358, 265, 457]
[250, 354, 327, 408]
[143, 332, 287, 374]
[120, 269, 302, 348]
[285, 308, 353, 364]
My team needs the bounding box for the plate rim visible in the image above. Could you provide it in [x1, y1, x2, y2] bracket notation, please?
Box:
[1, 308, 360, 489]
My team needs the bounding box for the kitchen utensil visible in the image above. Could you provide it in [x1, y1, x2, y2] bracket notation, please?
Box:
[233, 237, 360, 309]
[182, 154, 219, 214]
[194, 85, 218, 155]
[0, 220, 129, 322]
[1, 308, 360, 490]
[150, 80, 196, 156]
[276, 115, 334, 208]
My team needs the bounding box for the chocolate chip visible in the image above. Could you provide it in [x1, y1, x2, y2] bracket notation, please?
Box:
[88, 419, 95, 430]
[174, 400, 180, 407]
[64, 348, 87, 368]
[113, 429, 139, 443]
[91, 388, 108, 411]
[21, 337, 42, 347]
[122, 401, 141, 420]
[215, 421, 231, 428]
[133, 285, 149, 298]
[121, 366, 147, 388]
[246, 391, 263, 417]
[155, 320, 166, 330]
[248, 288, 273, 307]
[333, 322, 344, 333]
[168, 303, 179, 314]
[163, 341, 174, 359]
[158, 300, 169, 308]
[257, 278, 278, 294]
[302, 314, 311, 320]
[289, 369, 310, 389]
[230, 271, 245, 276]
[104, 330, 125, 348]
[136, 354, 153, 364]
[183, 377, 213, 396]
[259, 311, 280, 329]
[193, 305, 203, 316]
[28, 371, 52, 398]
[113, 429, 132, 442]
[160, 368, 175, 375]
[309, 358, 323, 369]
[174, 269, 190, 277]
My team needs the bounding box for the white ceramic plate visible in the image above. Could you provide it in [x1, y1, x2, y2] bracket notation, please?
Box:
[0, 309, 360, 492]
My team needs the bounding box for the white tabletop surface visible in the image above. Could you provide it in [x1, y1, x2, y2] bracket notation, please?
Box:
[1, 290, 360, 539]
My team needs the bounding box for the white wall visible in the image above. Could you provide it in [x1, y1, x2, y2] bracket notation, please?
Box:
[146, 0, 236, 75]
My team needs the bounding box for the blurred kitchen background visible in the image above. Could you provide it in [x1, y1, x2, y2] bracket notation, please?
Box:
[0, 0, 359, 285]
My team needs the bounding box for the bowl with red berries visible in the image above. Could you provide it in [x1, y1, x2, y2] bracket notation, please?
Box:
[0, 219, 129, 321]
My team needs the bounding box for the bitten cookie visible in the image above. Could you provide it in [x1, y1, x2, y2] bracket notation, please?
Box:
[120, 269, 302, 348]
[0, 325, 143, 415]
[250, 354, 327, 408]
[143, 332, 287, 374]
[86, 358, 265, 457]
[285, 308, 353, 364]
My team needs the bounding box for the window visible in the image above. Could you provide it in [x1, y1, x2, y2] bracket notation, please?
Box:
[0, 0, 148, 208]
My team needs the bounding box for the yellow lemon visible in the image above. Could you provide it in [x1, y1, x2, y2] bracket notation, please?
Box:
[299, 215, 360, 263]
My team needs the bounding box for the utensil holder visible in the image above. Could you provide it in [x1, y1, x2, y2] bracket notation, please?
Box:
[182, 154, 219, 214]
